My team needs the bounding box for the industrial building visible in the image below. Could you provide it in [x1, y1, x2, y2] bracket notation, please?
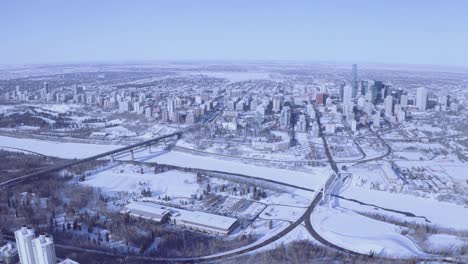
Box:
[122, 202, 238, 236]
[121, 202, 170, 223]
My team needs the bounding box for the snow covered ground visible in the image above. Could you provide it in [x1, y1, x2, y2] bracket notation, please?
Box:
[425, 234, 467, 252]
[102, 125, 137, 138]
[311, 206, 428, 257]
[259, 205, 306, 222]
[0, 135, 122, 159]
[84, 165, 200, 198]
[339, 185, 468, 230]
[146, 151, 332, 190]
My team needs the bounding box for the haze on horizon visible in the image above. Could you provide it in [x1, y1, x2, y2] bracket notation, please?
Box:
[1, 0, 468, 67]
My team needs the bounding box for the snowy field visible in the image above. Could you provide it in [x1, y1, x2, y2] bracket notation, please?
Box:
[0, 135, 123, 159]
[425, 234, 467, 252]
[147, 151, 332, 190]
[259, 205, 306, 222]
[339, 185, 468, 230]
[84, 165, 200, 198]
[312, 206, 428, 257]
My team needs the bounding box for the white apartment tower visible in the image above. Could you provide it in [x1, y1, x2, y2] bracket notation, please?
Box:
[416, 87, 427, 111]
[32, 234, 56, 264]
[15, 226, 36, 264]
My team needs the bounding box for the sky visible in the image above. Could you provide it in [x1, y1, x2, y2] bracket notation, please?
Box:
[1, 0, 468, 67]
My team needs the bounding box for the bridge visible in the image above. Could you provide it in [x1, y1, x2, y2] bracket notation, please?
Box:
[0, 130, 187, 190]
[0, 103, 226, 190]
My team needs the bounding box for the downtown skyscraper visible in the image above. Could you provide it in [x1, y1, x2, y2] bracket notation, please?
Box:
[351, 64, 358, 98]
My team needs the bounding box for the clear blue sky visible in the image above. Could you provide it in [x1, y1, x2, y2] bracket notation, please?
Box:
[1, 0, 467, 66]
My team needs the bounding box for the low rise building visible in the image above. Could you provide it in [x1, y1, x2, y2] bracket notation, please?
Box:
[121, 202, 170, 223]
[121, 202, 238, 236]
[0, 243, 18, 264]
[173, 209, 238, 236]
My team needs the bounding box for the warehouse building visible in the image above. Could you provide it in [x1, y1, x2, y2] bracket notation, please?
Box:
[121, 202, 170, 223]
[121, 202, 238, 236]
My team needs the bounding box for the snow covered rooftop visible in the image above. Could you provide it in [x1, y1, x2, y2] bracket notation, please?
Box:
[122, 202, 170, 222]
[176, 209, 238, 232]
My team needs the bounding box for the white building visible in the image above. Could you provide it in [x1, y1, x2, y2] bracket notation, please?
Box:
[342, 102, 354, 117]
[222, 122, 238, 131]
[295, 115, 307, 132]
[0, 243, 18, 264]
[252, 140, 289, 151]
[343, 85, 353, 104]
[450, 102, 459, 112]
[384, 95, 394, 116]
[311, 122, 320, 137]
[174, 209, 238, 236]
[15, 226, 36, 264]
[397, 110, 406, 123]
[280, 106, 291, 129]
[118, 100, 130, 113]
[349, 119, 357, 132]
[32, 234, 56, 264]
[438, 95, 448, 106]
[272, 94, 282, 112]
[195, 95, 203, 105]
[145, 106, 152, 118]
[373, 113, 381, 128]
[416, 87, 427, 111]
[400, 94, 408, 107]
[133, 102, 143, 114]
[167, 98, 176, 119]
[122, 202, 238, 236]
[306, 104, 315, 118]
[121, 202, 170, 223]
[357, 96, 366, 108]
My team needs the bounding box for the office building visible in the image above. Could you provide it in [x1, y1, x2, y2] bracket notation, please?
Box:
[295, 115, 307, 132]
[343, 85, 353, 104]
[384, 95, 394, 116]
[272, 94, 282, 112]
[351, 64, 358, 97]
[280, 106, 291, 128]
[416, 87, 427, 111]
[400, 93, 408, 107]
